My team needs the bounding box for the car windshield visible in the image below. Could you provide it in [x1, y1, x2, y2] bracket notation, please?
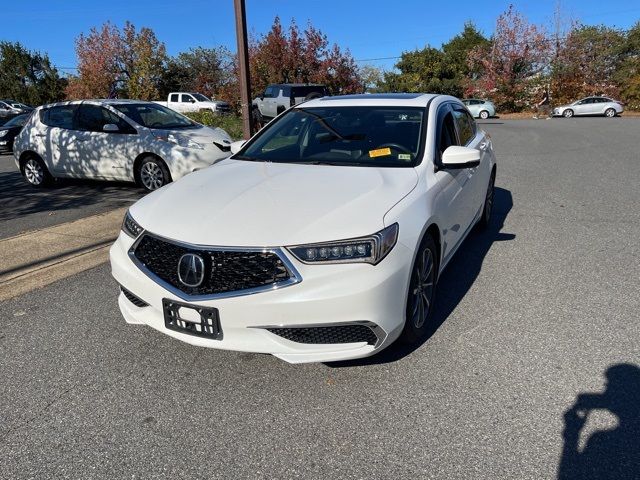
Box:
[110, 103, 196, 129]
[3, 114, 29, 127]
[191, 93, 210, 101]
[237, 106, 424, 167]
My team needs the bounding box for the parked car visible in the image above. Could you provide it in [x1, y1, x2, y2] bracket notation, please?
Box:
[252, 83, 328, 127]
[0, 100, 33, 117]
[154, 92, 231, 114]
[462, 99, 496, 119]
[110, 93, 497, 363]
[0, 113, 30, 154]
[553, 97, 623, 118]
[13, 100, 232, 191]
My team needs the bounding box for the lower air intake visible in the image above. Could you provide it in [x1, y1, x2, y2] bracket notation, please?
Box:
[267, 325, 377, 345]
[120, 287, 149, 307]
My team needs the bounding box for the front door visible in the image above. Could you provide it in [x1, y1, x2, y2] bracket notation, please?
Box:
[73, 103, 135, 179]
[433, 104, 476, 263]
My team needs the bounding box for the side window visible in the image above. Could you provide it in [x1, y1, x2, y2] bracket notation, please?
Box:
[452, 108, 474, 146]
[75, 104, 134, 133]
[281, 86, 291, 97]
[437, 110, 458, 158]
[40, 105, 78, 129]
[263, 87, 276, 98]
[181, 94, 194, 103]
[170, 93, 179, 102]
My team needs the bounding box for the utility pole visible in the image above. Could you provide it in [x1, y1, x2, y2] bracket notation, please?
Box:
[234, 0, 253, 139]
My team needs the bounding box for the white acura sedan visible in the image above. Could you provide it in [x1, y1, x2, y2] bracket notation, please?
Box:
[13, 100, 232, 191]
[110, 93, 497, 363]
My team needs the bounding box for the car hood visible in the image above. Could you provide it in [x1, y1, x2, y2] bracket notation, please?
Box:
[130, 159, 418, 247]
[150, 125, 231, 145]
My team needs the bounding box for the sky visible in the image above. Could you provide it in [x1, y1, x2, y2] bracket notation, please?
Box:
[2, 0, 640, 74]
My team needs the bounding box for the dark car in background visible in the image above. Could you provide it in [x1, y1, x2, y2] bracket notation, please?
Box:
[0, 113, 30, 154]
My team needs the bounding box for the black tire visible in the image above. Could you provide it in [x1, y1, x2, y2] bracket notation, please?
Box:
[136, 156, 171, 192]
[304, 92, 323, 101]
[605, 108, 616, 118]
[399, 234, 438, 345]
[563, 109, 574, 118]
[252, 107, 264, 131]
[21, 155, 53, 188]
[479, 110, 490, 120]
[477, 170, 496, 230]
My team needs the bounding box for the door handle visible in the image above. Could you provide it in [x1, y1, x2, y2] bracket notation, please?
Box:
[34, 133, 46, 137]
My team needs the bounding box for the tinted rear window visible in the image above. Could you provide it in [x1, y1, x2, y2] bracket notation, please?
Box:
[291, 86, 326, 98]
[40, 105, 79, 129]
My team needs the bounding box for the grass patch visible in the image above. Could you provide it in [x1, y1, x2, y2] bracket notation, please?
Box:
[184, 111, 244, 140]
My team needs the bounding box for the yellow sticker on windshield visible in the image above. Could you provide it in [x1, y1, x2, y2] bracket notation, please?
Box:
[369, 147, 392, 158]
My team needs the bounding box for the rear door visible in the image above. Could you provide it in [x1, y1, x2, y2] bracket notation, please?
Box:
[180, 94, 197, 113]
[40, 104, 81, 175]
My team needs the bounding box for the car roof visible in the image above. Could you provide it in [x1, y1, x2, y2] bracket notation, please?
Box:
[38, 99, 156, 109]
[301, 93, 440, 108]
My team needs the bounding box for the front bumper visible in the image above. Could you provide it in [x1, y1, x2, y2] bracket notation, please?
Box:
[109, 231, 411, 363]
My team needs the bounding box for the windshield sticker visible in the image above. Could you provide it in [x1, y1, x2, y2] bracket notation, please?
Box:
[398, 153, 411, 160]
[369, 148, 392, 158]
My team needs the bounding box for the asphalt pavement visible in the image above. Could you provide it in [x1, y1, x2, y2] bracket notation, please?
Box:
[0, 153, 144, 239]
[1, 118, 639, 479]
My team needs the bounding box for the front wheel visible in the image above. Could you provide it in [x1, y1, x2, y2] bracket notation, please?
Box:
[479, 110, 490, 120]
[563, 109, 574, 118]
[605, 108, 616, 118]
[399, 235, 438, 345]
[137, 156, 171, 192]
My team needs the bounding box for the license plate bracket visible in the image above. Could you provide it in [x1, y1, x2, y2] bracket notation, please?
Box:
[162, 299, 223, 340]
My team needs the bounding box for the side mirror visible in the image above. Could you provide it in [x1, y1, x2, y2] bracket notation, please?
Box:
[441, 146, 480, 169]
[103, 123, 119, 132]
[230, 140, 246, 155]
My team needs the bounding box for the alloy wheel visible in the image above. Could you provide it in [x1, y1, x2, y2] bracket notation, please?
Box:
[563, 109, 573, 118]
[24, 158, 44, 185]
[409, 248, 435, 329]
[480, 110, 489, 119]
[140, 161, 164, 190]
[605, 108, 616, 118]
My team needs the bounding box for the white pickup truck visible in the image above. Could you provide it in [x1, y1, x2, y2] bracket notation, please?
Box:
[154, 92, 231, 114]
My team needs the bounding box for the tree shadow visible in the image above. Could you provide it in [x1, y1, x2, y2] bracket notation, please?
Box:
[0, 168, 144, 224]
[327, 187, 514, 367]
[558, 363, 640, 479]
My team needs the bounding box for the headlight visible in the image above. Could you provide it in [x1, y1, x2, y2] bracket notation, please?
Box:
[155, 135, 204, 150]
[122, 211, 144, 238]
[287, 224, 398, 265]
[0, 130, 7, 138]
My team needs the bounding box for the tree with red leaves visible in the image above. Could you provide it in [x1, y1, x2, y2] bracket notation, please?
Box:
[466, 5, 550, 112]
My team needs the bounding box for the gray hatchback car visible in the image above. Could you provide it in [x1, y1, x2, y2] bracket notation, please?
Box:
[553, 97, 623, 118]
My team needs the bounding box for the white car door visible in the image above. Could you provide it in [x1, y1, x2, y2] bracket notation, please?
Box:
[40, 104, 82, 175]
[73, 104, 135, 179]
[452, 106, 491, 220]
[180, 94, 197, 113]
[432, 104, 477, 262]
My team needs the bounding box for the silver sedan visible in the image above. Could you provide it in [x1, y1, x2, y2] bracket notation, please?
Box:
[553, 97, 623, 118]
[462, 99, 496, 119]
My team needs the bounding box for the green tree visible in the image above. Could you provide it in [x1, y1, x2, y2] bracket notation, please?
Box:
[616, 22, 640, 109]
[160, 47, 234, 99]
[0, 42, 66, 105]
[379, 22, 488, 97]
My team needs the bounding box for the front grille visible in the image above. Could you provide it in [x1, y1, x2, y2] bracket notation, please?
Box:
[120, 286, 149, 307]
[132, 234, 292, 296]
[267, 325, 378, 345]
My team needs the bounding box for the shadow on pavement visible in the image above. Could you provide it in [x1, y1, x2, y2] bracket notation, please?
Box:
[0, 169, 144, 223]
[558, 363, 640, 479]
[327, 187, 514, 368]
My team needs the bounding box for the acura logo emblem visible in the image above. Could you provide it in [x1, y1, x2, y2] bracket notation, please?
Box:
[178, 253, 205, 287]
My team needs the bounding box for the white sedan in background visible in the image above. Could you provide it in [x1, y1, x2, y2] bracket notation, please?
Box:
[462, 99, 496, 119]
[553, 97, 623, 118]
[110, 93, 497, 363]
[13, 100, 232, 191]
